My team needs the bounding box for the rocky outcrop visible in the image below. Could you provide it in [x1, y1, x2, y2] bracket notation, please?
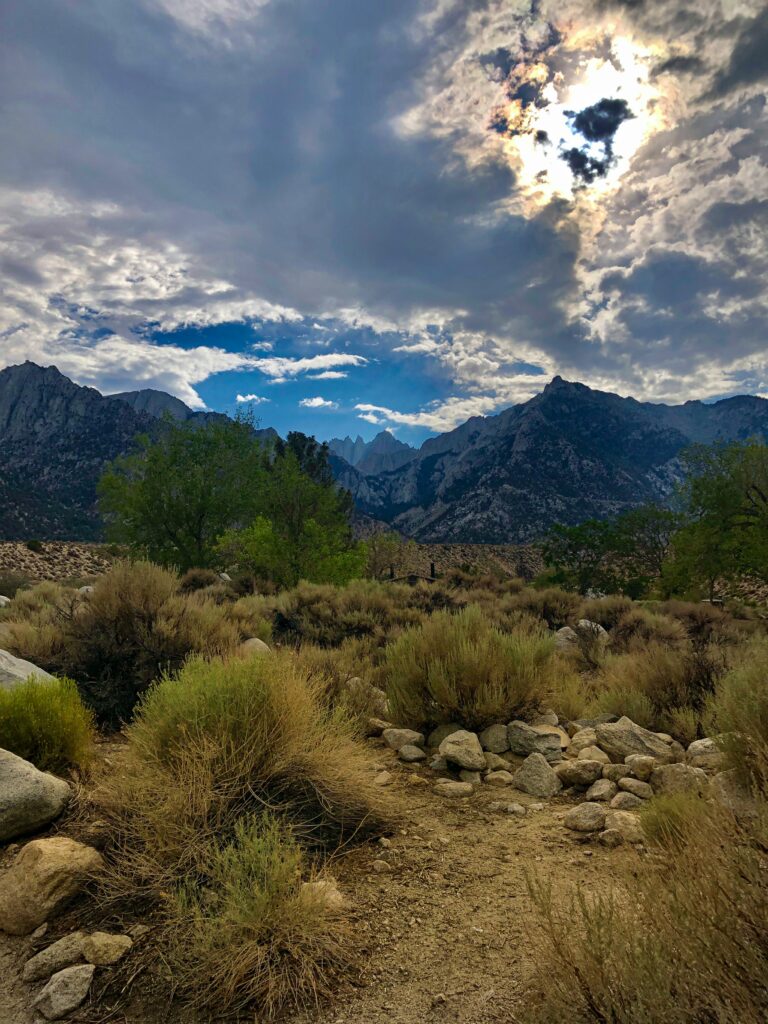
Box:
[0, 748, 71, 841]
[0, 649, 55, 691]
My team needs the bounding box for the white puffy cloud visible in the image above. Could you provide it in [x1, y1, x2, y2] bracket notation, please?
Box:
[299, 396, 338, 409]
[253, 354, 367, 383]
[236, 392, 269, 403]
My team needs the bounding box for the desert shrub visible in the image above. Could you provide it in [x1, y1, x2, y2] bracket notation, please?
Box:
[292, 639, 386, 728]
[385, 605, 554, 731]
[0, 676, 94, 772]
[610, 607, 687, 653]
[591, 643, 726, 740]
[659, 598, 738, 647]
[577, 594, 634, 630]
[640, 792, 713, 850]
[179, 567, 221, 593]
[25, 539, 44, 553]
[524, 805, 768, 1024]
[171, 815, 349, 1015]
[508, 587, 581, 629]
[544, 664, 594, 722]
[94, 652, 390, 1014]
[4, 562, 250, 727]
[0, 573, 33, 599]
[707, 638, 768, 793]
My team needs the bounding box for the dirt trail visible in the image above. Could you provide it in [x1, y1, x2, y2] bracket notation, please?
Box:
[0, 744, 640, 1024]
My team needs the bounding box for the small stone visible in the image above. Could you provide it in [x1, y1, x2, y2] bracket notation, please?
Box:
[610, 792, 643, 810]
[366, 718, 392, 737]
[479, 724, 509, 753]
[0, 748, 71, 842]
[80, 931, 133, 966]
[399, 744, 426, 763]
[555, 760, 604, 788]
[434, 781, 474, 798]
[458, 770, 482, 785]
[605, 809, 643, 843]
[23, 932, 85, 983]
[373, 771, 392, 786]
[237, 636, 271, 657]
[33, 964, 95, 1021]
[429, 755, 449, 773]
[598, 829, 624, 848]
[372, 860, 392, 873]
[484, 770, 515, 787]
[127, 924, 151, 940]
[301, 879, 347, 913]
[531, 710, 559, 727]
[569, 727, 599, 754]
[602, 763, 633, 783]
[438, 731, 486, 771]
[624, 754, 656, 781]
[650, 763, 709, 797]
[483, 752, 508, 772]
[585, 778, 617, 802]
[618, 777, 653, 800]
[507, 802, 527, 817]
[512, 753, 562, 798]
[578, 746, 610, 764]
[564, 802, 606, 833]
[382, 728, 425, 752]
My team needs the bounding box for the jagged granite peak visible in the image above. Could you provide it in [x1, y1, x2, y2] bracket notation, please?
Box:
[111, 388, 197, 421]
[340, 377, 768, 543]
[328, 430, 416, 475]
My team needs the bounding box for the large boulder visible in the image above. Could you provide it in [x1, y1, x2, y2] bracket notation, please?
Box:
[236, 637, 271, 658]
[569, 727, 599, 754]
[507, 721, 563, 762]
[586, 778, 617, 802]
[555, 759, 604, 788]
[427, 722, 463, 748]
[478, 723, 509, 753]
[33, 964, 95, 1021]
[686, 737, 725, 771]
[0, 837, 104, 935]
[554, 626, 579, 652]
[0, 748, 71, 842]
[0, 649, 55, 691]
[650, 763, 709, 797]
[595, 717, 681, 764]
[0, 595, 11, 608]
[605, 809, 643, 843]
[576, 620, 610, 645]
[80, 931, 133, 966]
[512, 753, 562, 798]
[438, 730, 486, 771]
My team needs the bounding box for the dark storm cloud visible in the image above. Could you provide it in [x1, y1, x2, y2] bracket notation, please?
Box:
[651, 55, 706, 79]
[559, 98, 634, 183]
[707, 6, 768, 97]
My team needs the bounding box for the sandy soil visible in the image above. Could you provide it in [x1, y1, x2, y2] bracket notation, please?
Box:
[0, 741, 640, 1024]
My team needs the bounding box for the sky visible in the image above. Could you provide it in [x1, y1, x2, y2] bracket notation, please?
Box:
[0, 0, 766, 444]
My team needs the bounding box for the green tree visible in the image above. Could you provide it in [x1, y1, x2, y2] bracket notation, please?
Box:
[99, 415, 270, 572]
[542, 519, 616, 594]
[217, 445, 365, 587]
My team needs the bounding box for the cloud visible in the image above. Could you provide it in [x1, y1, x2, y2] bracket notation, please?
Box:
[0, 0, 766, 430]
[299, 396, 338, 409]
[253, 354, 367, 383]
[236, 393, 269, 403]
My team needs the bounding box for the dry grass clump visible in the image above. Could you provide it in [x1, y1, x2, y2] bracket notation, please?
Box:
[178, 566, 221, 593]
[3, 561, 268, 726]
[589, 642, 726, 743]
[610, 606, 688, 653]
[524, 800, 768, 1023]
[384, 605, 554, 731]
[507, 586, 581, 629]
[94, 652, 392, 1016]
[0, 676, 94, 772]
[291, 639, 388, 729]
[577, 594, 634, 630]
[707, 638, 768, 793]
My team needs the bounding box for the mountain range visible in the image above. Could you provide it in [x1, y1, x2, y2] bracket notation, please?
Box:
[1, 360, 767, 543]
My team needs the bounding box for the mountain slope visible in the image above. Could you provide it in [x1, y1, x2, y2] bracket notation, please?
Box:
[345, 377, 768, 543]
[0, 363, 158, 539]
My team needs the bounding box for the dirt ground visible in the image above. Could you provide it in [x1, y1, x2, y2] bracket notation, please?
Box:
[0, 740, 641, 1024]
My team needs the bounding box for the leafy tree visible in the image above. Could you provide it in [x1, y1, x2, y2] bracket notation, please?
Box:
[662, 440, 768, 598]
[365, 531, 417, 579]
[542, 519, 616, 594]
[99, 415, 269, 571]
[217, 445, 365, 587]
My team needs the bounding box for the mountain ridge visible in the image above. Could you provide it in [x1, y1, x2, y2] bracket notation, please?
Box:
[1, 361, 767, 542]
